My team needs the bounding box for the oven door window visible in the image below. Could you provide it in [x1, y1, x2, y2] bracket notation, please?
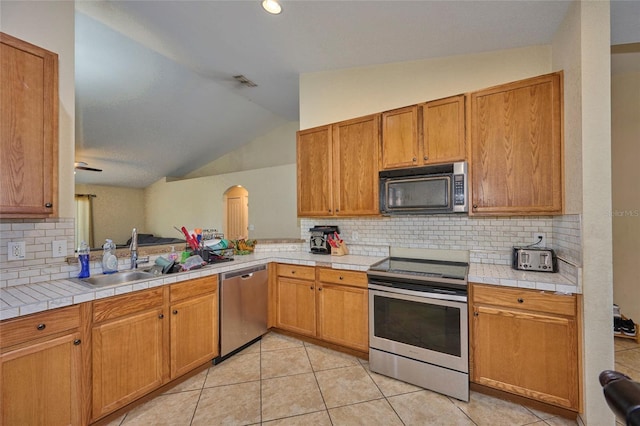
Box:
[373, 294, 461, 357]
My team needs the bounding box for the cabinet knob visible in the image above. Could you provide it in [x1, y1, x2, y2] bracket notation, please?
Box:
[73, 339, 81, 346]
[423, 156, 428, 161]
[45, 203, 53, 208]
[310, 286, 314, 290]
[472, 205, 478, 209]
[335, 209, 339, 213]
[318, 287, 323, 291]
[158, 314, 164, 319]
[291, 270, 295, 274]
[474, 311, 479, 317]
[339, 276, 343, 280]
[173, 310, 178, 315]
[328, 210, 332, 213]
[412, 157, 417, 162]
[37, 323, 46, 331]
[517, 298, 524, 303]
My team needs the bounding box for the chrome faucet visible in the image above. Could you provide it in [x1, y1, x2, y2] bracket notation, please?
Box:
[130, 227, 138, 269]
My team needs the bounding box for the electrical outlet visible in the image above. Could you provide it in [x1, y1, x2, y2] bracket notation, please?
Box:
[8, 241, 26, 261]
[52, 240, 67, 258]
[249, 224, 255, 231]
[352, 231, 359, 241]
[533, 232, 546, 247]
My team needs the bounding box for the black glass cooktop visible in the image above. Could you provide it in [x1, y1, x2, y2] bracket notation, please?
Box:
[368, 257, 468, 281]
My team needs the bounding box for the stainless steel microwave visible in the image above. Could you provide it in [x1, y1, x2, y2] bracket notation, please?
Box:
[379, 162, 468, 215]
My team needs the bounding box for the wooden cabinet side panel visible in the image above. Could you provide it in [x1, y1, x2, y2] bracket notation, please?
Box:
[381, 106, 419, 169]
[1, 332, 81, 426]
[92, 309, 164, 419]
[472, 305, 579, 409]
[332, 114, 380, 216]
[297, 126, 333, 216]
[276, 277, 316, 336]
[170, 293, 218, 379]
[317, 284, 368, 352]
[422, 95, 466, 164]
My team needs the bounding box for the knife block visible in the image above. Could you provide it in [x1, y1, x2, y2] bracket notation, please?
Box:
[331, 242, 348, 256]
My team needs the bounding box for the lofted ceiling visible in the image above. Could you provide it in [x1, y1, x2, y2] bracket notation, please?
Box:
[74, 0, 639, 188]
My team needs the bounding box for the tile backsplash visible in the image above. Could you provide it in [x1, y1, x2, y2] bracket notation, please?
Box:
[1, 218, 77, 288]
[301, 214, 582, 265]
[1, 214, 582, 289]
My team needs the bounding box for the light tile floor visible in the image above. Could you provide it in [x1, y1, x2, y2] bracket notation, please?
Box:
[103, 332, 640, 426]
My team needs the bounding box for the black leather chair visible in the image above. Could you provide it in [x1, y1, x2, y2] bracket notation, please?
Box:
[600, 370, 640, 426]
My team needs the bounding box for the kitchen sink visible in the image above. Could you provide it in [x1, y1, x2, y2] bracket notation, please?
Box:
[80, 270, 155, 287]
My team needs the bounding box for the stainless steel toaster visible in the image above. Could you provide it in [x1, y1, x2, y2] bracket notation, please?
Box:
[512, 247, 558, 272]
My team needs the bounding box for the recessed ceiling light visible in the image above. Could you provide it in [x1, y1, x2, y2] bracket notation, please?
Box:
[262, 0, 282, 15]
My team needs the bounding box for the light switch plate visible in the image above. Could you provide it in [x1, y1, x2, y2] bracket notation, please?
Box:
[52, 240, 67, 258]
[8, 241, 26, 261]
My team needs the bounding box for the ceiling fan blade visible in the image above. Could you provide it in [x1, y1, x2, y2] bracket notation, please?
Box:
[75, 166, 103, 172]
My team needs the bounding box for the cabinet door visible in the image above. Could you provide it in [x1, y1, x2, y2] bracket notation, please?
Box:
[470, 72, 563, 215]
[422, 95, 466, 165]
[472, 305, 579, 410]
[317, 283, 368, 352]
[332, 114, 381, 216]
[170, 293, 218, 378]
[297, 125, 333, 216]
[0, 33, 58, 217]
[381, 106, 419, 169]
[1, 332, 81, 426]
[276, 277, 316, 336]
[92, 308, 165, 419]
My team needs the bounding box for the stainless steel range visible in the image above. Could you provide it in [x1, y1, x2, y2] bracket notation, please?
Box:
[367, 249, 469, 401]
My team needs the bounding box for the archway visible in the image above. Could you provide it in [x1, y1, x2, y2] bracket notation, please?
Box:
[223, 185, 249, 240]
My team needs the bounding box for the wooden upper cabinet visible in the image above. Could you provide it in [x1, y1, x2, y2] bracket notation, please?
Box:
[422, 95, 466, 164]
[0, 32, 58, 217]
[332, 114, 380, 216]
[297, 114, 380, 217]
[297, 125, 333, 216]
[381, 95, 466, 170]
[469, 72, 563, 215]
[381, 106, 419, 169]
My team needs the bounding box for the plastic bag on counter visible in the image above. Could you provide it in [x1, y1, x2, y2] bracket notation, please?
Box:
[182, 255, 206, 271]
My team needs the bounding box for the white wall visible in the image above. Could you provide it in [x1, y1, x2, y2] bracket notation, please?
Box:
[75, 184, 146, 247]
[145, 164, 299, 240]
[185, 121, 299, 178]
[552, 1, 614, 425]
[1, 1, 75, 219]
[611, 71, 640, 322]
[300, 45, 551, 129]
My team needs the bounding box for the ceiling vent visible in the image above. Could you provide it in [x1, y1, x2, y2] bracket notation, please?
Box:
[233, 75, 257, 87]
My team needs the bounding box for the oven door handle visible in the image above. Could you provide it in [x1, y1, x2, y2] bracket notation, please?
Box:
[368, 283, 468, 303]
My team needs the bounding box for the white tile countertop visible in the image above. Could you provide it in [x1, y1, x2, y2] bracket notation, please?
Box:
[468, 263, 581, 294]
[0, 252, 386, 320]
[1, 250, 582, 321]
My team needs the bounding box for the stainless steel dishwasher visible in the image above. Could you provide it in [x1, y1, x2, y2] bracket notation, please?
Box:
[216, 264, 268, 363]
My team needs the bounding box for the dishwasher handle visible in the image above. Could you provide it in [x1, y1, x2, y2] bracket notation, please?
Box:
[222, 264, 266, 280]
[241, 273, 253, 280]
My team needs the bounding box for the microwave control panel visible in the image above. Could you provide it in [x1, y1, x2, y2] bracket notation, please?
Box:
[453, 175, 465, 206]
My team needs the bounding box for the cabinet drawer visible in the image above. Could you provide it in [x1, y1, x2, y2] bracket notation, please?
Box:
[0, 305, 80, 349]
[93, 288, 164, 323]
[317, 268, 368, 288]
[170, 276, 218, 303]
[472, 284, 576, 317]
[276, 264, 315, 281]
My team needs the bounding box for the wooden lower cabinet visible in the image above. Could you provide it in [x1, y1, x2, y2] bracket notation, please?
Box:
[1, 315, 83, 426]
[470, 283, 580, 411]
[276, 275, 317, 337]
[92, 298, 165, 419]
[169, 277, 219, 379]
[275, 264, 368, 352]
